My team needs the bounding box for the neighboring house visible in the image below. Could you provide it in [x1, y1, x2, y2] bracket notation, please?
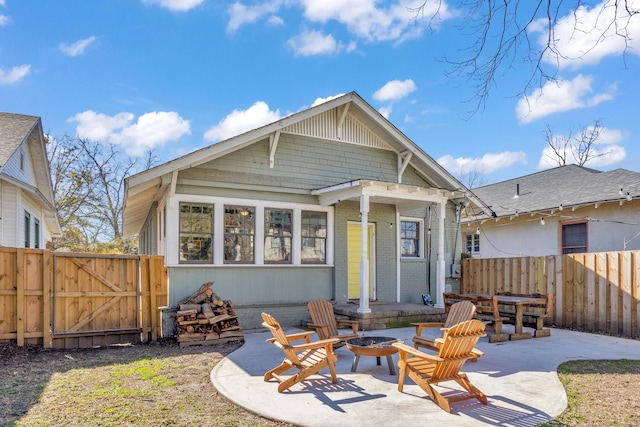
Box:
[462, 165, 640, 258]
[0, 112, 61, 249]
[123, 92, 489, 328]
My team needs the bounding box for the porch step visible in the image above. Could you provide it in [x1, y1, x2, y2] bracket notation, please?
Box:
[302, 303, 446, 332]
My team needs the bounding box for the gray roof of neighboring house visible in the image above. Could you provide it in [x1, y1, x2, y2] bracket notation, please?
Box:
[470, 165, 640, 218]
[0, 112, 40, 167]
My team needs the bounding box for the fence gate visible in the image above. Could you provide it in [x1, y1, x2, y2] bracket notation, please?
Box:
[53, 253, 141, 345]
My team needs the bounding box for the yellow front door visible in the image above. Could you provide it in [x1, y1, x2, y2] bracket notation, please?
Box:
[347, 223, 375, 299]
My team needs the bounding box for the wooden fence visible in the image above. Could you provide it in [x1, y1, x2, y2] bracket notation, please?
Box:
[0, 248, 167, 349]
[461, 251, 640, 338]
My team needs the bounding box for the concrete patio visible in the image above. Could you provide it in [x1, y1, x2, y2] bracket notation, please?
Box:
[211, 324, 640, 427]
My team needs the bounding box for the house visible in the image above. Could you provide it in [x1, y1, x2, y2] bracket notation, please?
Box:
[0, 112, 61, 249]
[123, 92, 490, 328]
[461, 165, 640, 258]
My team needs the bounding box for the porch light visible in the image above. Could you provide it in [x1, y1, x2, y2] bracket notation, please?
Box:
[476, 227, 480, 235]
[558, 204, 563, 211]
[619, 188, 624, 197]
[540, 217, 545, 226]
[627, 192, 632, 201]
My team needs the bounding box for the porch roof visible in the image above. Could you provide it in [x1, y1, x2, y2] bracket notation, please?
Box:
[311, 179, 466, 209]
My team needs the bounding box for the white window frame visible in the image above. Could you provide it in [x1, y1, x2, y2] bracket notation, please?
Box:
[465, 233, 481, 255]
[166, 195, 333, 266]
[400, 217, 424, 259]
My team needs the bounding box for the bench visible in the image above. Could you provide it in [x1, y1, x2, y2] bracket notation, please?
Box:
[496, 292, 553, 337]
[443, 293, 509, 343]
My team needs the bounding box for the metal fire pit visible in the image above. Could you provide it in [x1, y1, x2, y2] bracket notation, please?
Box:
[345, 336, 400, 375]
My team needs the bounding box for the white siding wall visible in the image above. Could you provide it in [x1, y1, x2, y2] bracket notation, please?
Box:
[3, 141, 37, 187]
[0, 182, 17, 246]
[470, 199, 640, 257]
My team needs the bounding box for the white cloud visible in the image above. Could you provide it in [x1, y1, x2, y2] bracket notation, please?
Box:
[379, 105, 392, 118]
[227, 0, 452, 43]
[227, 0, 284, 33]
[266, 15, 284, 26]
[438, 151, 527, 175]
[204, 101, 282, 142]
[537, 126, 628, 168]
[68, 110, 191, 156]
[311, 93, 345, 107]
[516, 75, 615, 124]
[300, 0, 450, 43]
[533, 1, 640, 70]
[59, 36, 97, 57]
[0, 65, 30, 85]
[141, 0, 204, 11]
[0, 15, 10, 26]
[288, 30, 339, 56]
[373, 79, 416, 102]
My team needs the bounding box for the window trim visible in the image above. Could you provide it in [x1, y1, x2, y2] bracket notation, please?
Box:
[178, 202, 214, 264]
[24, 211, 30, 248]
[561, 220, 588, 254]
[169, 195, 333, 266]
[400, 217, 424, 259]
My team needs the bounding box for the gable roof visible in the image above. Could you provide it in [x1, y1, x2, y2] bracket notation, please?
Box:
[0, 112, 61, 235]
[124, 91, 491, 236]
[0, 112, 40, 167]
[468, 165, 640, 219]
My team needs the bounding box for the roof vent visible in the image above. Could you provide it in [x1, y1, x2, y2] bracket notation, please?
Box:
[514, 183, 520, 199]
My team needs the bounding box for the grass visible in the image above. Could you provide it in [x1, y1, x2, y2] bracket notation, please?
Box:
[2, 340, 639, 426]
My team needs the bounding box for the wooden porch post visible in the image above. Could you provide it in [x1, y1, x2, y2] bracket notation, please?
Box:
[358, 194, 371, 314]
[435, 201, 446, 308]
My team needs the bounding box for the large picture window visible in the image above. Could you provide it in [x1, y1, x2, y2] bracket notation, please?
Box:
[264, 208, 292, 264]
[224, 205, 255, 263]
[400, 220, 421, 257]
[301, 211, 327, 264]
[179, 203, 213, 263]
[562, 221, 587, 254]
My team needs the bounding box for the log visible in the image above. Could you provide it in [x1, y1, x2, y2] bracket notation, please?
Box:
[179, 304, 201, 312]
[179, 320, 199, 326]
[175, 282, 214, 306]
[220, 330, 244, 339]
[176, 309, 198, 317]
[208, 314, 232, 325]
[201, 303, 214, 318]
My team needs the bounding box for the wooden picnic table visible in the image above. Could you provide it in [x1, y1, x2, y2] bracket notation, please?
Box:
[466, 293, 549, 340]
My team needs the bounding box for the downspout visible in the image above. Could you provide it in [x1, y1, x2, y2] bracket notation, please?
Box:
[450, 204, 462, 276]
[426, 205, 432, 295]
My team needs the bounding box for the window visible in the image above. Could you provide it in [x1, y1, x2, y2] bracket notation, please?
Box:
[400, 220, 421, 257]
[179, 203, 213, 263]
[466, 234, 480, 254]
[301, 211, 327, 263]
[264, 208, 292, 263]
[224, 205, 255, 263]
[34, 219, 40, 249]
[24, 211, 31, 248]
[562, 221, 587, 254]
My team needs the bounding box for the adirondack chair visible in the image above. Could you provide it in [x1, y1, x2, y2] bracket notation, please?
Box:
[307, 299, 359, 348]
[392, 319, 488, 413]
[261, 312, 340, 393]
[412, 300, 476, 352]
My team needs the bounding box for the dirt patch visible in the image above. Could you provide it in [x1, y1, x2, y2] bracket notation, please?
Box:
[2, 341, 640, 426]
[0, 339, 291, 427]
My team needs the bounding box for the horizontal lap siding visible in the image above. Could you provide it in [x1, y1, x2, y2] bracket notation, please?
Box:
[190, 135, 401, 190]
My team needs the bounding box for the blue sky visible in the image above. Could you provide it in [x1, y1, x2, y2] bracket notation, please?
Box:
[1, 0, 638, 186]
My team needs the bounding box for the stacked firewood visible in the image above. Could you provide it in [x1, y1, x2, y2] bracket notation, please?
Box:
[174, 282, 244, 347]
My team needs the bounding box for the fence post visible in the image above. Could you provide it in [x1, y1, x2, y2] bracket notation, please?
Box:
[16, 249, 25, 346]
[43, 250, 53, 348]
